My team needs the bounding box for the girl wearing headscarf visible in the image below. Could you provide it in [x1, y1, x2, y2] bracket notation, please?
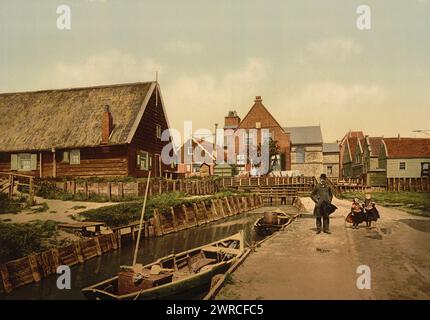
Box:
[363, 194, 380, 228]
[350, 198, 363, 229]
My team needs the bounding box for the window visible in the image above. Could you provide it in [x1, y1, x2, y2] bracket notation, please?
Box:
[156, 124, 162, 139]
[236, 154, 247, 165]
[422, 162, 430, 177]
[263, 131, 272, 144]
[327, 166, 333, 175]
[255, 122, 261, 129]
[399, 162, 406, 170]
[244, 132, 254, 145]
[137, 151, 149, 170]
[62, 151, 70, 163]
[187, 147, 194, 156]
[19, 154, 31, 171]
[296, 146, 305, 164]
[11, 153, 37, 171]
[70, 149, 80, 165]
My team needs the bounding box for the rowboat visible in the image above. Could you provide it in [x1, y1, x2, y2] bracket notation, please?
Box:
[254, 210, 290, 236]
[81, 232, 245, 300]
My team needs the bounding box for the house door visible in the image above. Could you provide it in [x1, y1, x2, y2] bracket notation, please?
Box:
[155, 154, 161, 177]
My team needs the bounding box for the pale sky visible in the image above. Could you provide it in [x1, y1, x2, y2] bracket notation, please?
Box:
[1, 0, 429, 143]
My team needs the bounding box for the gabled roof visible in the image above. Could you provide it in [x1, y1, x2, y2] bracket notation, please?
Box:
[0, 82, 160, 152]
[366, 137, 383, 157]
[340, 131, 365, 145]
[178, 137, 216, 161]
[323, 143, 340, 153]
[382, 138, 430, 159]
[283, 126, 323, 145]
[237, 96, 287, 134]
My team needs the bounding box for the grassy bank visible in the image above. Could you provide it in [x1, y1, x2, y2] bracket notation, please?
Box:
[77, 189, 247, 227]
[343, 192, 430, 216]
[0, 220, 70, 264]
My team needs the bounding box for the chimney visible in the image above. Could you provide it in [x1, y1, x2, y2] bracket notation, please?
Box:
[224, 110, 240, 130]
[398, 133, 401, 139]
[101, 105, 113, 144]
[255, 96, 262, 103]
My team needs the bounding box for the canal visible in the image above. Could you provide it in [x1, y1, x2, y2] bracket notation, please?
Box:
[1, 205, 298, 300]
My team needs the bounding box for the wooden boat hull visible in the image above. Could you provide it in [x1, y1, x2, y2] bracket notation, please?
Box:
[82, 232, 244, 300]
[82, 261, 231, 300]
[254, 212, 290, 236]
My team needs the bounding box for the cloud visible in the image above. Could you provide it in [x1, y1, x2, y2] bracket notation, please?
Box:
[37, 50, 164, 89]
[280, 81, 386, 139]
[163, 40, 203, 55]
[163, 57, 271, 135]
[298, 38, 363, 63]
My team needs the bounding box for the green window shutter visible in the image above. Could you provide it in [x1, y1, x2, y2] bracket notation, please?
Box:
[11, 154, 18, 170]
[63, 151, 70, 163]
[30, 154, 38, 171]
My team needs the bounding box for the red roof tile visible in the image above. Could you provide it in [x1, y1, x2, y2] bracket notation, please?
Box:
[367, 137, 383, 157]
[383, 138, 430, 158]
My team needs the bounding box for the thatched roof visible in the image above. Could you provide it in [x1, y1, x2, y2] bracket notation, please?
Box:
[0, 82, 157, 152]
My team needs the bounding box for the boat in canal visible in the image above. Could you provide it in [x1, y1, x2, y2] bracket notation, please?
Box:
[254, 210, 290, 236]
[81, 231, 245, 300]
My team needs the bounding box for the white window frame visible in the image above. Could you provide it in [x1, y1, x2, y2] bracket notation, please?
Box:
[263, 131, 272, 144]
[156, 124, 162, 139]
[244, 132, 254, 145]
[399, 162, 406, 170]
[70, 149, 81, 165]
[18, 153, 32, 171]
[137, 151, 149, 170]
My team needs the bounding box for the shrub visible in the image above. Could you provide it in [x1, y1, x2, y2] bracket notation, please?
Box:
[0, 220, 59, 263]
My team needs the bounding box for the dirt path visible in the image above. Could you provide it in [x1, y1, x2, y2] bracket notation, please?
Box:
[0, 197, 116, 224]
[218, 197, 430, 300]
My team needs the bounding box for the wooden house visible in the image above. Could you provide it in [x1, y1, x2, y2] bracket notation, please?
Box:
[0, 82, 175, 178]
[176, 137, 215, 177]
[362, 136, 386, 186]
[339, 131, 364, 179]
[379, 138, 430, 178]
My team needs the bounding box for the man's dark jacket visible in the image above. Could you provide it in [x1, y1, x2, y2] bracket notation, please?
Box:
[311, 181, 335, 217]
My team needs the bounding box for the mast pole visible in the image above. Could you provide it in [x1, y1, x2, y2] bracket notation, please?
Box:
[132, 171, 151, 266]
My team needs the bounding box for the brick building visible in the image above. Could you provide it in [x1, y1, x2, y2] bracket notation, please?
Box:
[223, 96, 291, 175]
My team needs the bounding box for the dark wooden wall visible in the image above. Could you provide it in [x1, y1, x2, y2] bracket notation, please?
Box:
[0, 145, 129, 178]
[129, 88, 174, 177]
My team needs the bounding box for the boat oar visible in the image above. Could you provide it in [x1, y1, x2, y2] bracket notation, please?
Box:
[132, 171, 151, 267]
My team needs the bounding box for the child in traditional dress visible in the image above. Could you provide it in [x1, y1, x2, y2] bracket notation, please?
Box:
[363, 194, 380, 228]
[350, 198, 363, 229]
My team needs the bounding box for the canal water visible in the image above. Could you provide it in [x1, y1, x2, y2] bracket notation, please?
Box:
[1, 205, 297, 300]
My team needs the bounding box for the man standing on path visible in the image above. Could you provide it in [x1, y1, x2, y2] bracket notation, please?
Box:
[311, 173, 333, 234]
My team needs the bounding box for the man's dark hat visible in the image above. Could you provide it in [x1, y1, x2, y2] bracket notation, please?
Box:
[320, 173, 327, 179]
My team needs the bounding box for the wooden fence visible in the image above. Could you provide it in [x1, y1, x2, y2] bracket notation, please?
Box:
[386, 177, 430, 192]
[220, 176, 315, 190]
[0, 233, 117, 294]
[0, 173, 35, 204]
[51, 178, 220, 200]
[113, 194, 263, 240]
